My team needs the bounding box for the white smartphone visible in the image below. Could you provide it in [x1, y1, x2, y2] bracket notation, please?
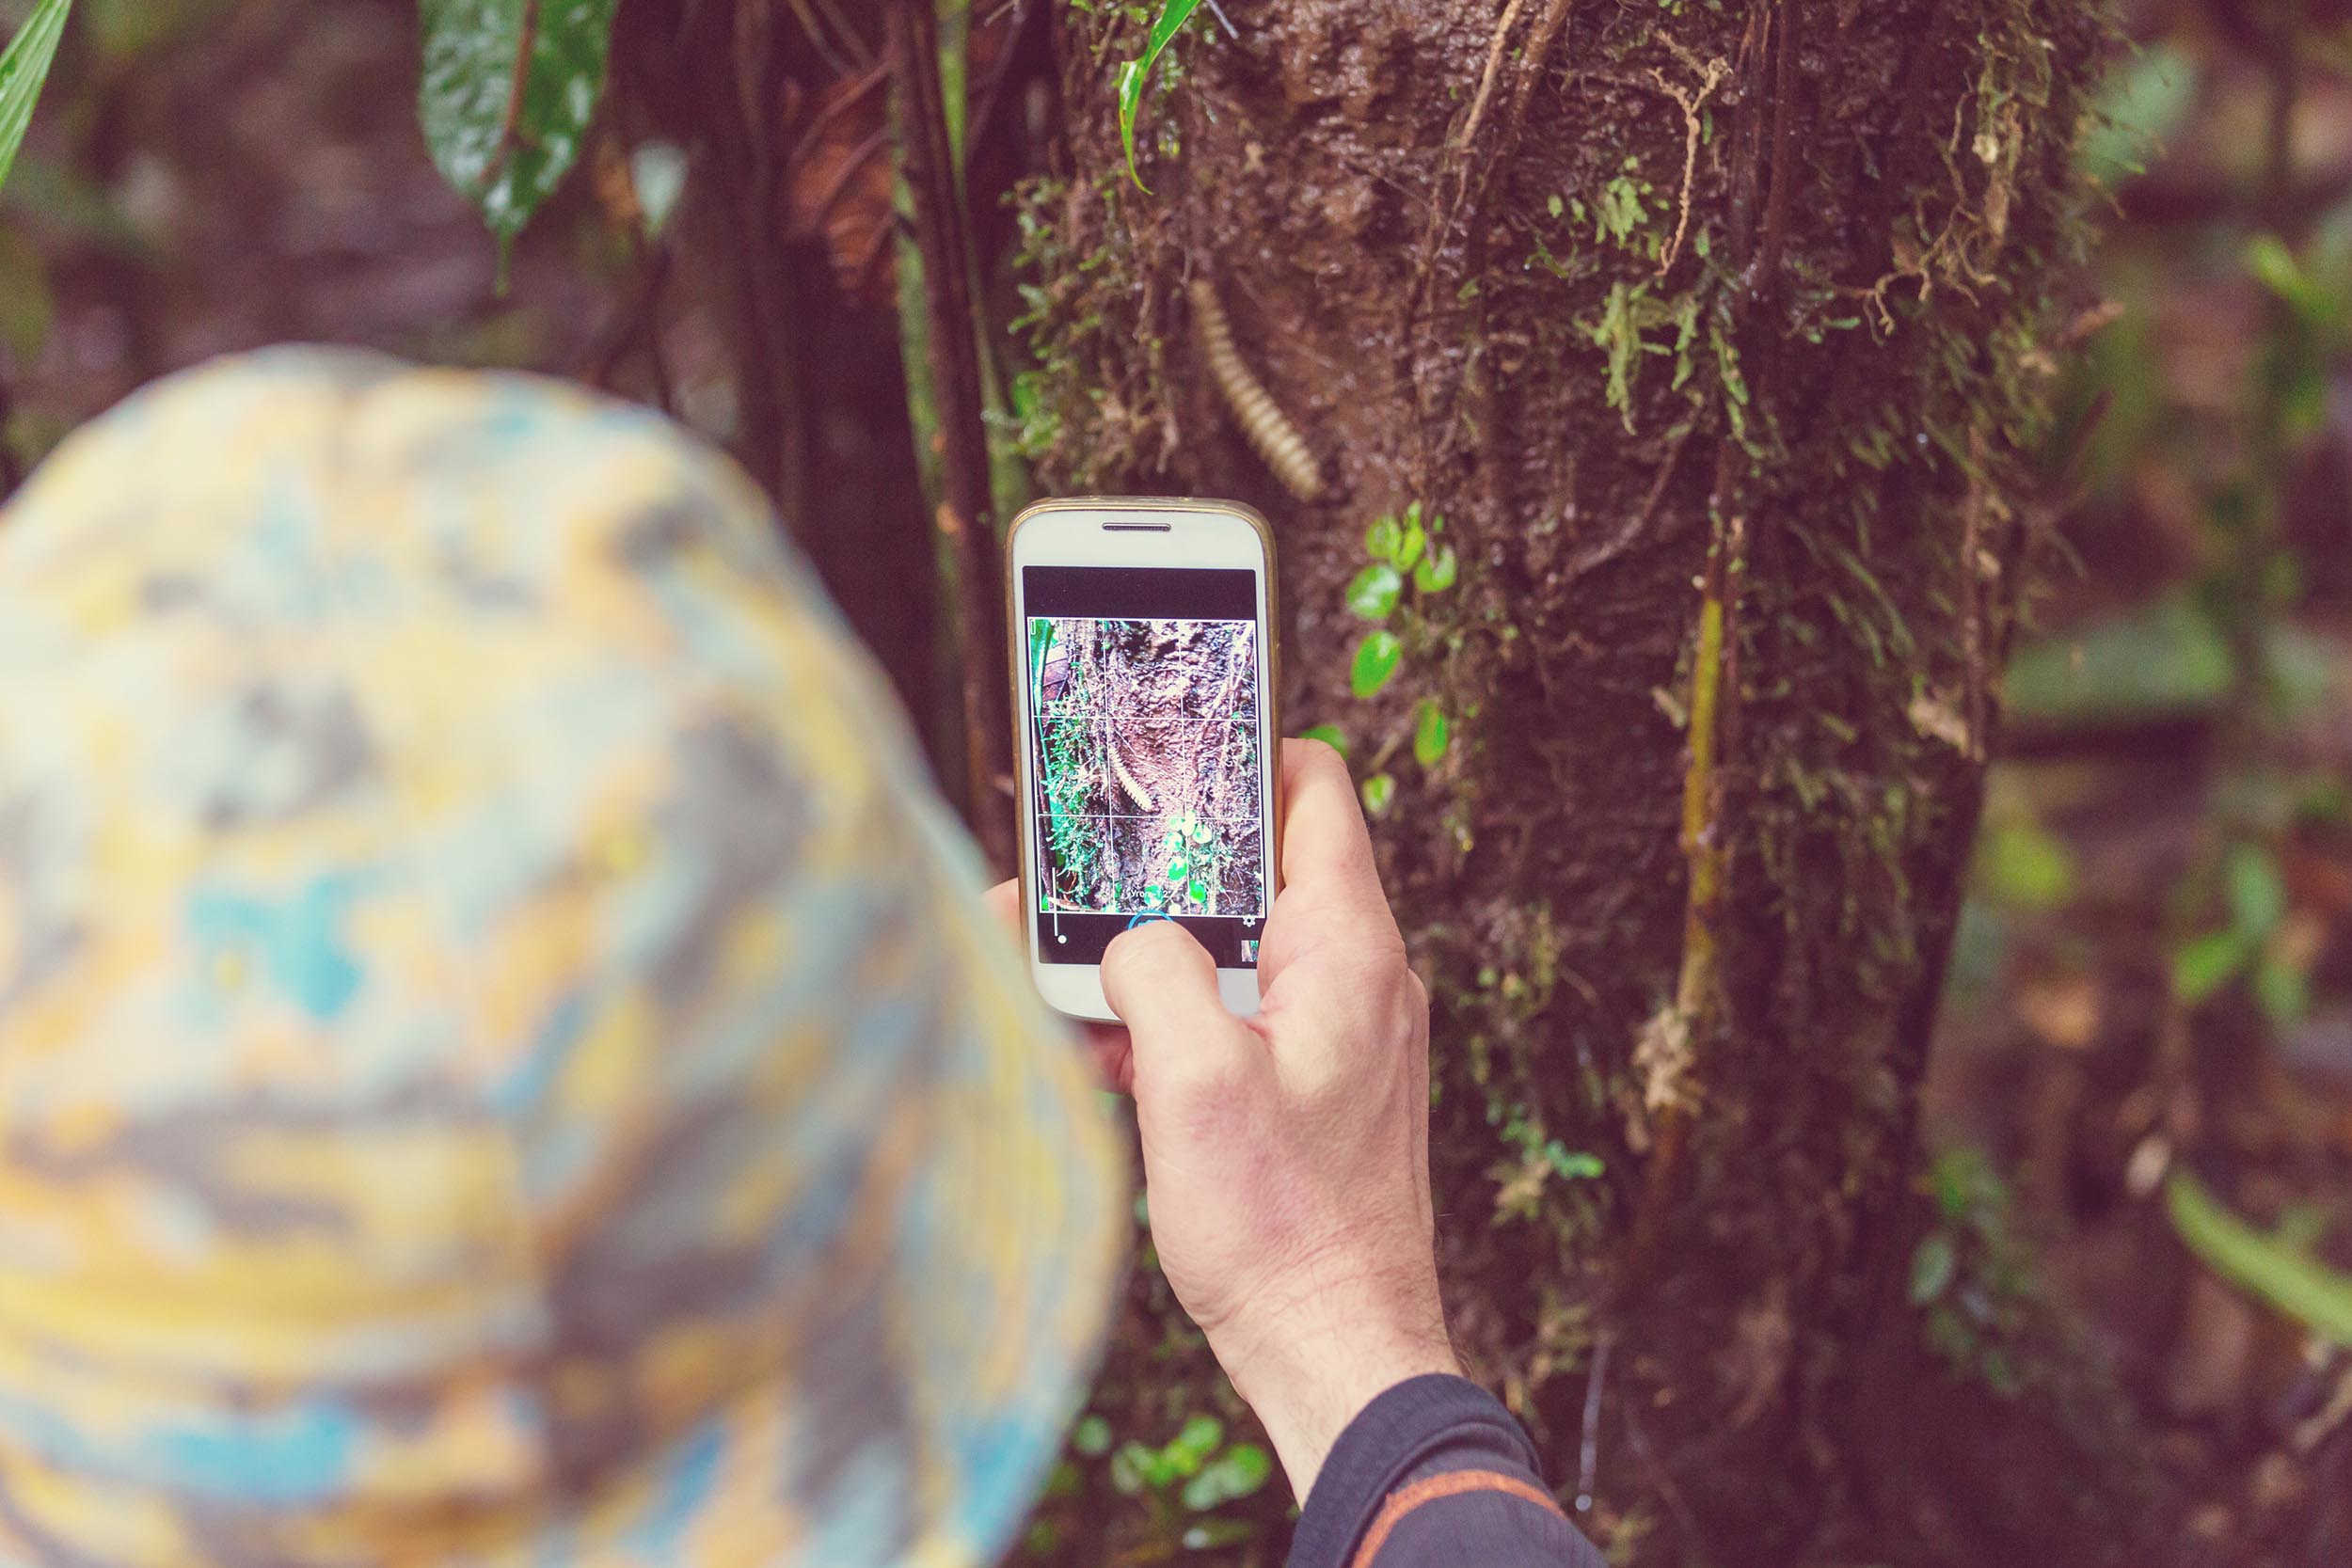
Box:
[1009, 498, 1280, 1022]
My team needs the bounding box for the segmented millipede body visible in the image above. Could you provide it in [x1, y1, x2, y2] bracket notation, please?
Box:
[1109, 744, 1155, 811]
[1190, 278, 1326, 502]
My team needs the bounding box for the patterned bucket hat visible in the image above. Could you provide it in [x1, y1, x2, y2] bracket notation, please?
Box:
[0, 351, 1125, 1568]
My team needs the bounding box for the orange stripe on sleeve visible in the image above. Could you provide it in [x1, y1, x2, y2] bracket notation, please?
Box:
[1347, 1468, 1568, 1568]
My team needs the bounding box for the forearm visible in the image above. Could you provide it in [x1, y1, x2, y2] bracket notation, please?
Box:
[1286, 1374, 1607, 1568]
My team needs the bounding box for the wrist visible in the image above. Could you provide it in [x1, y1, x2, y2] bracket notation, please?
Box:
[1215, 1295, 1459, 1498]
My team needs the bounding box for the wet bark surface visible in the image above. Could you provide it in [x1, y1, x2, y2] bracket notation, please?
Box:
[1026, 2, 2180, 1561]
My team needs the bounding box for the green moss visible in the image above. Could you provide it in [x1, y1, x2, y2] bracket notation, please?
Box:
[1008, 172, 1176, 492]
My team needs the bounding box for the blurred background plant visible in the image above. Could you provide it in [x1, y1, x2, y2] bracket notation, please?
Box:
[1931, 2, 2352, 1556]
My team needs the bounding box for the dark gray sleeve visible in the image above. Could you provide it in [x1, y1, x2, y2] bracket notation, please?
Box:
[1286, 1374, 1608, 1568]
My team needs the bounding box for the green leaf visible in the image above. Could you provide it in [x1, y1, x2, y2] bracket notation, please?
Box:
[1350, 630, 1403, 698]
[2004, 591, 2234, 728]
[2246, 234, 2341, 334]
[1543, 1142, 1603, 1180]
[1413, 699, 1451, 768]
[1976, 818, 2076, 911]
[0, 0, 73, 202]
[419, 0, 623, 253]
[1072, 1414, 1113, 1457]
[2254, 953, 2310, 1026]
[1395, 511, 1426, 572]
[2171, 928, 2251, 1006]
[1360, 772, 1396, 816]
[2226, 844, 2287, 942]
[1345, 562, 1404, 621]
[2077, 42, 2199, 189]
[1166, 857, 1189, 881]
[1182, 1443, 1275, 1512]
[1164, 1413, 1223, 1476]
[1297, 722, 1350, 757]
[1109, 1440, 1149, 1495]
[1909, 1231, 1958, 1305]
[1116, 0, 1202, 192]
[2165, 1170, 2352, 1346]
[1365, 513, 1403, 563]
[1412, 542, 1459, 594]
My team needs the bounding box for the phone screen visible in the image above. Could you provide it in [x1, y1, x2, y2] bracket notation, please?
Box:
[1025, 565, 1268, 969]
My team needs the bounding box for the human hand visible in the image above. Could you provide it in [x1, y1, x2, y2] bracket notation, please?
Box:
[994, 739, 1456, 1497]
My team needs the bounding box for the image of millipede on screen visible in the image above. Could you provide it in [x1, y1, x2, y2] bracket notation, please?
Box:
[1025, 615, 1266, 937]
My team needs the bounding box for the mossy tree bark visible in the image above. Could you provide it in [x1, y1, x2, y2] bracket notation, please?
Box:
[1025, 2, 2177, 1562]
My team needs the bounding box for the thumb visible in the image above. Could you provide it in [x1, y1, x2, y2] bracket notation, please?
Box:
[1101, 921, 1256, 1094]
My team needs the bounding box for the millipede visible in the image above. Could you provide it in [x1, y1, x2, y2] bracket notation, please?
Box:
[1109, 743, 1155, 812]
[1190, 278, 1326, 503]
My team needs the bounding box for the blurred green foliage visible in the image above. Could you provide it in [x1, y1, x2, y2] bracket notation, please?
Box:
[2165, 1169, 2352, 1346]
[1909, 1149, 2037, 1397]
[0, 0, 72, 198]
[2003, 589, 2234, 725]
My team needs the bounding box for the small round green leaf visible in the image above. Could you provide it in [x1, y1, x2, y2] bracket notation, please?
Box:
[2171, 927, 2251, 1005]
[1181, 1442, 1276, 1512]
[1978, 819, 2076, 911]
[1364, 514, 1403, 562]
[1216, 1443, 1274, 1498]
[1297, 722, 1350, 757]
[1350, 631, 1403, 698]
[1110, 1441, 1151, 1496]
[1073, 1414, 1113, 1457]
[1360, 772, 1396, 816]
[1412, 698, 1451, 767]
[1345, 562, 1404, 621]
[1167, 1414, 1223, 1475]
[1413, 543, 1459, 594]
[1395, 513, 1426, 572]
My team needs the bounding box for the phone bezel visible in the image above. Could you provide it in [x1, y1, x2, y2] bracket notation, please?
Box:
[1007, 498, 1280, 1022]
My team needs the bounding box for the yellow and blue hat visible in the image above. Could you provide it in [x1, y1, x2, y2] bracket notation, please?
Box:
[0, 351, 1125, 1567]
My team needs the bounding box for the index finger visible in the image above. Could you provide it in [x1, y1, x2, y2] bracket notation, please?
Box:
[1277, 738, 1386, 901]
[1257, 739, 1402, 993]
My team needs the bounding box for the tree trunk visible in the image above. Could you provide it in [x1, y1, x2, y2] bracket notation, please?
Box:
[1025, 2, 2178, 1561]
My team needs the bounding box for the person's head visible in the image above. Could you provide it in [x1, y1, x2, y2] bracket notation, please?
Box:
[0, 352, 1122, 1567]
